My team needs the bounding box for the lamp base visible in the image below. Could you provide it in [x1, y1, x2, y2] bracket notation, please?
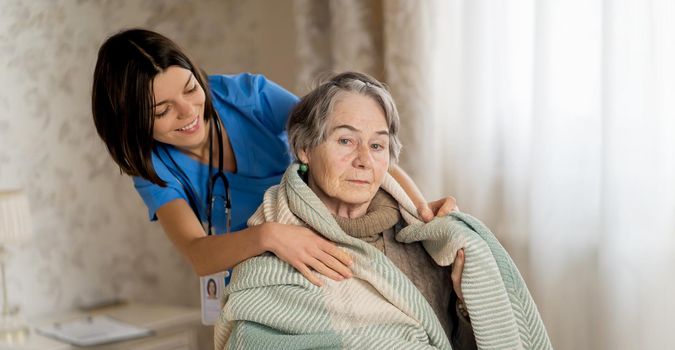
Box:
[0, 314, 29, 344]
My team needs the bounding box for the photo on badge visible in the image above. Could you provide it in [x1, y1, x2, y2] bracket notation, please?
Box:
[200, 272, 225, 325]
[205, 278, 218, 300]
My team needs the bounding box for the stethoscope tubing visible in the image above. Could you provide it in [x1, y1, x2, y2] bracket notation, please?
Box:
[157, 114, 231, 236]
[207, 115, 231, 235]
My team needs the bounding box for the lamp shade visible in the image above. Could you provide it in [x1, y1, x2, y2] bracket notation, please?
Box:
[0, 190, 32, 245]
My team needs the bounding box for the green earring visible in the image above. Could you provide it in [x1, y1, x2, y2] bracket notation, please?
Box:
[299, 163, 308, 174]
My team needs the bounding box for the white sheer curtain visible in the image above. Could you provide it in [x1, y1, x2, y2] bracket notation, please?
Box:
[292, 1, 674, 347]
[414, 0, 675, 348]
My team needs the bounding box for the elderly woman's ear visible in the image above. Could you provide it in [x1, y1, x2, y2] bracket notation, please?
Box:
[297, 150, 310, 165]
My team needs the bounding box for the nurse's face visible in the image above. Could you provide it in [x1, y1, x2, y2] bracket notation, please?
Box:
[151, 66, 207, 153]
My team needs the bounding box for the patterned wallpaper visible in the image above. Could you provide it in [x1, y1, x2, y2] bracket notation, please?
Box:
[0, 0, 296, 319]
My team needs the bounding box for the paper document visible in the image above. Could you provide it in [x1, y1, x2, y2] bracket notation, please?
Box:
[36, 315, 153, 346]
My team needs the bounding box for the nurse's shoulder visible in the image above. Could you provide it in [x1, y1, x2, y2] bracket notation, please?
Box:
[208, 73, 299, 134]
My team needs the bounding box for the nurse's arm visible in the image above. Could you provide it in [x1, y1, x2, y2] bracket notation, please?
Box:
[155, 199, 353, 284]
[388, 164, 458, 222]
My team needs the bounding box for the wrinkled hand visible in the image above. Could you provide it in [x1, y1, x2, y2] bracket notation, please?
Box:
[450, 248, 465, 301]
[264, 223, 353, 287]
[418, 196, 459, 223]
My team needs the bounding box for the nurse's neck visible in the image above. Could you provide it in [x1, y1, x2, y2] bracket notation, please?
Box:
[177, 119, 237, 172]
[176, 120, 216, 164]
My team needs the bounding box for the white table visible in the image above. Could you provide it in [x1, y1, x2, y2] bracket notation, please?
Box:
[0, 303, 208, 350]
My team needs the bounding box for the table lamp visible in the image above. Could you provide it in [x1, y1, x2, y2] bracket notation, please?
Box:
[0, 189, 32, 342]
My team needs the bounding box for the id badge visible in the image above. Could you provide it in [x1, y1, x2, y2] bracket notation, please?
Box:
[200, 269, 231, 325]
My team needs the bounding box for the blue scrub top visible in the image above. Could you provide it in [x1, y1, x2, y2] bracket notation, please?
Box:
[133, 73, 299, 234]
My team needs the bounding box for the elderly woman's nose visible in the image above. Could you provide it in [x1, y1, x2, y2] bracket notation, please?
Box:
[353, 143, 373, 168]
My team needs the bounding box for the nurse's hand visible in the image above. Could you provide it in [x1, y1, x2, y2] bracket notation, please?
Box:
[418, 196, 459, 223]
[262, 223, 353, 287]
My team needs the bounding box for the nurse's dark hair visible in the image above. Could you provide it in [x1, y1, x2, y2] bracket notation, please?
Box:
[91, 28, 215, 186]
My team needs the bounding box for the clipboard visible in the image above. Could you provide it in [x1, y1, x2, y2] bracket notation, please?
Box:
[36, 315, 153, 346]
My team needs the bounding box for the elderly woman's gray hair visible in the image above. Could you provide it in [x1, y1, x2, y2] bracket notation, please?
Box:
[287, 71, 402, 164]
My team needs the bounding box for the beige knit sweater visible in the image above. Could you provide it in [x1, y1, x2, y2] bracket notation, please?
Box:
[333, 190, 455, 338]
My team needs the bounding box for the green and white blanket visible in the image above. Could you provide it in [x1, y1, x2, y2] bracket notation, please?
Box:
[215, 164, 552, 349]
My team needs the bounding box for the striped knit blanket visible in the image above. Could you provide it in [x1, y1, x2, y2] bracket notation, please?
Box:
[215, 164, 552, 349]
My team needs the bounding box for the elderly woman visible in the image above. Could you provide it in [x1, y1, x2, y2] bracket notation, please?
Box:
[214, 72, 477, 350]
[289, 72, 476, 349]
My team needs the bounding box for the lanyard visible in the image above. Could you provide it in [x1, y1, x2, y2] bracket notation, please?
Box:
[206, 116, 231, 235]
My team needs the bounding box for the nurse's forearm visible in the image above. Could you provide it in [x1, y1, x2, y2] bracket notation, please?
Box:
[388, 164, 427, 209]
[156, 199, 268, 276]
[183, 226, 268, 276]
[186, 223, 353, 284]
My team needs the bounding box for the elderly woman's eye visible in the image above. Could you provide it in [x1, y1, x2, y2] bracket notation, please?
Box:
[371, 143, 385, 151]
[338, 138, 351, 145]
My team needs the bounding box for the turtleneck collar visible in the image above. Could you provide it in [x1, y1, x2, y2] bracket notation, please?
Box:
[332, 189, 401, 238]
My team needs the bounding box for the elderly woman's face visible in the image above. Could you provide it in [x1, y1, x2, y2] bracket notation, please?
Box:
[299, 93, 390, 215]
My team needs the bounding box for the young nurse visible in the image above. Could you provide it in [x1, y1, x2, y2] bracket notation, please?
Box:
[91, 29, 458, 290]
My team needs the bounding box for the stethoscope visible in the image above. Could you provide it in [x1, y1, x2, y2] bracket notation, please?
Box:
[206, 115, 231, 235]
[157, 115, 231, 235]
